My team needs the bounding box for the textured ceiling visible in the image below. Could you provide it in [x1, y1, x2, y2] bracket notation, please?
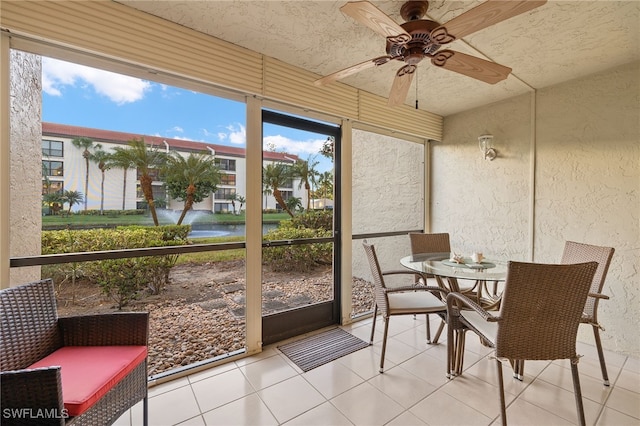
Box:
[119, 1, 640, 117]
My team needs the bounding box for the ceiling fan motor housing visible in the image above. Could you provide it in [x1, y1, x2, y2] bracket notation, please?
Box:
[386, 19, 441, 65]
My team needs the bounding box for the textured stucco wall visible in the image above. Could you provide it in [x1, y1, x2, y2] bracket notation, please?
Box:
[9, 50, 42, 284]
[534, 62, 639, 354]
[434, 61, 640, 356]
[351, 128, 424, 287]
[432, 93, 532, 260]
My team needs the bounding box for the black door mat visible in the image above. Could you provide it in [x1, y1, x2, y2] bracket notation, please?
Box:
[277, 327, 370, 372]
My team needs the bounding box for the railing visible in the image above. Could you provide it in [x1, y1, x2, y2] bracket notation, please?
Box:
[10, 231, 421, 268]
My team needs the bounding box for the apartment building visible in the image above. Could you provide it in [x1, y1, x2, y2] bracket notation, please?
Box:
[41, 122, 303, 214]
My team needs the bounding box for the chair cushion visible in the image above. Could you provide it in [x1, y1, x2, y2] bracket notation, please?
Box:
[28, 345, 147, 416]
[460, 310, 498, 346]
[388, 291, 445, 314]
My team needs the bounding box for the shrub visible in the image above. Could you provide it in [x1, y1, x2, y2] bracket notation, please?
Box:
[288, 210, 332, 231]
[263, 222, 332, 272]
[42, 225, 190, 308]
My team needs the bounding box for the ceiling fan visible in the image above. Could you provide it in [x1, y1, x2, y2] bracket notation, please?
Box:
[314, 0, 547, 107]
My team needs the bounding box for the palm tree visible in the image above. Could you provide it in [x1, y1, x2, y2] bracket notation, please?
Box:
[110, 147, 135, 210]
[89, 146, 110, 215]
[317, 170, 334, 200]
[285, 196, 302, 213]
[63, 190, 84, 215]
[71, 137, 96, 211]
[163, 152, 220, 225]
[226, 192, 238, 215]
[236, 195, 246, 215]
[43, 192, 64, 215]
[125, 138, 167, 226]
[263, 162, 295, 217]
[292, 156, 319, 211]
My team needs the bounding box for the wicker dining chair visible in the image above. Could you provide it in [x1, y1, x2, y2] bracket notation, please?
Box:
[0, 279, 149, 426]
[363, 242, 448, 373]
[561, 241, 615, 385]
[508, 241, 616, 384]
[446, 261, 598, 426]
[408, 232, 451, 343]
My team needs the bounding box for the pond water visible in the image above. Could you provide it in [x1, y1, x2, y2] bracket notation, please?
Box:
[188, 223, 278, 238]
[155, 210, 279, 238]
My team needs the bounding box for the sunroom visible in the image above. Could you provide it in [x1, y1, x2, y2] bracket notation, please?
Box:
[1, 1, 638, 425]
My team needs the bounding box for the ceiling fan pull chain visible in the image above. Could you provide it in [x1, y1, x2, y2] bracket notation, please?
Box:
[415, 68, 419, 110]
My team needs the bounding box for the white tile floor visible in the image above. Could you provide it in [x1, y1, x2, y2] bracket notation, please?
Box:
[116, 315, 640, 425]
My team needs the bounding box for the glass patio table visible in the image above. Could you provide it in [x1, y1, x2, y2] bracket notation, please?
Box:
[400, 252, 508, 310]
[401, 252, 509, 376]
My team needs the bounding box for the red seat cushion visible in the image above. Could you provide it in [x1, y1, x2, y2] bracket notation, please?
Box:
[28, 346, 147, 416]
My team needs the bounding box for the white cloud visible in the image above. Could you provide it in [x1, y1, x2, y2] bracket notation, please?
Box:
[263, 135, 325, 156]
[171, 126, 184, 133]
[42, 57, 151, 105]
[216, 123, 246, 145]
[228, 124, 246, 145]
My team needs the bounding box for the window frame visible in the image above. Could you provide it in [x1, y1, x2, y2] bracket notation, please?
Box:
[42, 139, 64, 157]
[42, 160, 64, 177]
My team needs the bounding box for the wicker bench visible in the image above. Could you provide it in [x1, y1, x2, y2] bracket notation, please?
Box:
[0, 279, 149, 425]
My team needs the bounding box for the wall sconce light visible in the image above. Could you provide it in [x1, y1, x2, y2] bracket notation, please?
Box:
[478, 134, 497, 161]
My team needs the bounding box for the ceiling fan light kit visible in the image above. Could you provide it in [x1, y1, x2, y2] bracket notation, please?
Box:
[315, 0, 547, 107]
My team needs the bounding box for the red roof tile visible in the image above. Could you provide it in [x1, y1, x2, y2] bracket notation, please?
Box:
[42, 122, 297, 162]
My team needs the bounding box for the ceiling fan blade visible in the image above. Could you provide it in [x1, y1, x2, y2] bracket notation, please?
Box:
[314, 55, 394, 86]
[340, 1, 411, 43]
[431, 0, 547, 44]
[387, 64, 416, 107]
[431, 50, 511, 84]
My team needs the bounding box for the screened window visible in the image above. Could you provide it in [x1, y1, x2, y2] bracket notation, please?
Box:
[43, 160, 63, 177]
[42, 139, 63, 157]
[11, 53, 250, 381]
[351, 129, 425, 318]
[214, 203, 232, 213]
[220, 173, 236, 185]
[215, 188, 236, 199]
[136, 184, 166, 201]
[215, 158, 236, 171]
[42, 181, 63, 195]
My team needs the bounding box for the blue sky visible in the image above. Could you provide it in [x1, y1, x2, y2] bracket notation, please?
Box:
[42, 57, 333, 172]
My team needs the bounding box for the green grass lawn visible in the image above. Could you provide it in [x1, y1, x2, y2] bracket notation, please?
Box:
[42, 211, 290, 228]
[176, 235, 247, 264]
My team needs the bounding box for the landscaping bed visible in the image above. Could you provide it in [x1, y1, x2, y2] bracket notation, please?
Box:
[55, 260, 374, 376]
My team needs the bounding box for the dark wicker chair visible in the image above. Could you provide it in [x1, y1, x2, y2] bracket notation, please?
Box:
[363, 242, 448, 373]
[408, 232, 483, 343]
[508, 241, 616, 384]
[560, 241, 615, 385]
[0, 279, 149, 425]
[408, 232, 451, 343]
[446, 261, 598, 426]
